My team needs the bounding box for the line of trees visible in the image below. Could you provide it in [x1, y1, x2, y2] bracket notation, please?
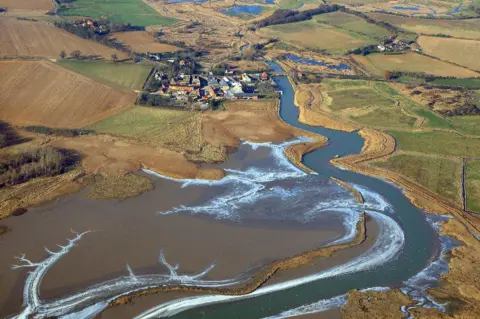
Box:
[254, 5, 342, 28]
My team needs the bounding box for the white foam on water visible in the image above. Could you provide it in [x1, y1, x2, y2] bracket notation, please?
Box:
[400, 215, 457, 314]
[261, 294, 348, 319]
[134, 210, 405, 318]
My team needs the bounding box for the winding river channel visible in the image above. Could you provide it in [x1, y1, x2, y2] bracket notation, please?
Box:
[0, 67, 452, 319]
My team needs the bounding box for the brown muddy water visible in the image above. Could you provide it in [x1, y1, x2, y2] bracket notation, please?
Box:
[0, 142, 352, 318]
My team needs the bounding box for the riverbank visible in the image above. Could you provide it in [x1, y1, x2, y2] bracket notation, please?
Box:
[289, 78, 480, 317]
[0, 99, 328, 220]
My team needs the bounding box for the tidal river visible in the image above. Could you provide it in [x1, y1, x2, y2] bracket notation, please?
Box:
[0, 69, 449, 319]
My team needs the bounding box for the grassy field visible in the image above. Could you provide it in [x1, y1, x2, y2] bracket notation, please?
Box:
[389, 131, 480, 157]
[0, 18, 125, 59]
[366, 12, 480, 40]
[373, 153, 462, 204]
[60, 0, 177, 27]
[277, 0, 320, 9]
[320, 79, 418, 129]
[466, 160, 480, 212]
[315, 11, 391, 38]
[418, 36, 480, 71]
[0, 60, 135, 128]
[429, 78, 480, 88]
[257, 17, 376, 53]
[58, 60, 152, 91]
[354, 52, 479, 78]
[87, 107, 202, 150]
[450, 116, 480, 137]
[329, 87, 395, 111]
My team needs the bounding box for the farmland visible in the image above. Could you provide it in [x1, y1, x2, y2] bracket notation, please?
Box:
[353, 52, 480, 78]
[59, 0, 178, 27]
[373, 153, 462, 204]
[366, 12, 480, 40]
[58, 60, 152, 91]
[315, 11, 392, 38]
[0, 0, 52, 11]
[418, 36, 480, 71]
[111, 31, 180, 53]
[256, 16, 376, 53]
[389, 131, 480, 157]
[0, 18, 125, 59]
[0, 60, 135, 128]
[451, 116, 480, 136]
[466, 160, 480, 212]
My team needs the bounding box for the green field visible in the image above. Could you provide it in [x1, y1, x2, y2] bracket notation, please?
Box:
[429, 78, 480, 89]
[58, 60, 152, 91]
[277, 0, 319, 9]
[411, 108, 451, 129]
[450, 116, 480, 137]
[257, 17, 376, 53]
[60, 0, 177, 27]
[329, 87, 395, 111]
[352, 108, 417, 129]
[389, 131, 480, 157]
[315, 11, 391, 38]
[466, 160, 480, 212]
[366, 12, 480, 40]
[87, 107, 201, 149]
[373, 154, 462, 203]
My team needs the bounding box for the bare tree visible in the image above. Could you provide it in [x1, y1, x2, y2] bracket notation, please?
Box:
[111, 53, 118, 63]
[70, 50, 81, 59]
[59, 50, 66, 59]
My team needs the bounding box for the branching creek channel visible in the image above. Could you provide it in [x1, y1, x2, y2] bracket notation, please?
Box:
[0, 63, 454, 319]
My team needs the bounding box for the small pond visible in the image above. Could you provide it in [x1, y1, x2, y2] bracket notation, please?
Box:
[286, 54, 351, 71]
[222, 4, 264, 16]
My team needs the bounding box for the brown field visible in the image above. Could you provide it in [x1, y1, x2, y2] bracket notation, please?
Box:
[0, 60, 136, 128]
[366, 12, 480, 40]
[353, 52, 479, 78]
[0, 0, 52, 11]
[0, 18, 126, 59]
[111, 31, 180, 53]
[418, 36, 480, 71]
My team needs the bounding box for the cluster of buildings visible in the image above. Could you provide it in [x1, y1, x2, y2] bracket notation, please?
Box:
[73, 19, 109, 34]
[153, 72, 272, 102]
[377, 38, 412, 53]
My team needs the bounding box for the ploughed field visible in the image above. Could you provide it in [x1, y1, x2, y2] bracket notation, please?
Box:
[417, 36, 480, 71]
[354, 52, 480, 78]
[0, 0, 52, 11]
[111, 31, 181, 53]
[0, 60, 136, 128]
[0, 18, 125, 59]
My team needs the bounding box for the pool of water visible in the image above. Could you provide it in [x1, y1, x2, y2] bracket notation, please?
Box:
[285, 54, 352, 71]
[222, 4, 264, 16]
[392, 6, 420, 11]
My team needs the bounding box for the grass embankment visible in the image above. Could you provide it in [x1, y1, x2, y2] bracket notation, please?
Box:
[59, 0, 177, 27]
[466, 160, 480, 212]
[58, 60, 152, 91]
[373, 154, 462, 204]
